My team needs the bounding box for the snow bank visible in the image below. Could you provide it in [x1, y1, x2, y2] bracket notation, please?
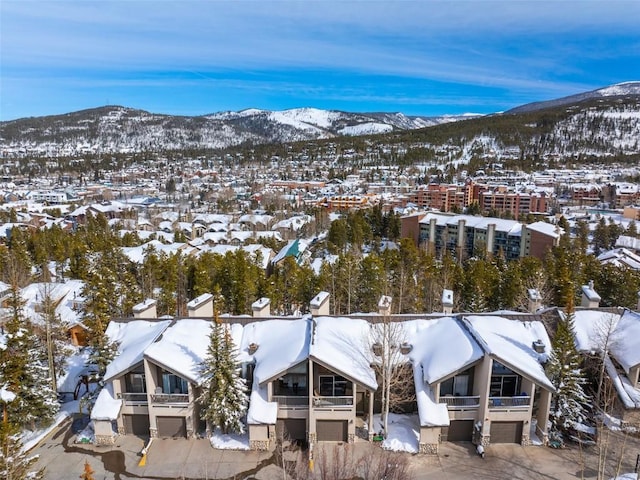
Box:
[375, 413, 420, 454]
[210, 428, 250, 450]
[91, 384, 121, 421]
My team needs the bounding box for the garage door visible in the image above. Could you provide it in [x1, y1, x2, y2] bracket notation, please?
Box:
[316, 420, 347, 442]
[491, 421, 523, 443]
[276, 419, 307, 441]
[123, 414, 150, 436]
[156, 416, 187, 438]
[442, 420, 474, 442]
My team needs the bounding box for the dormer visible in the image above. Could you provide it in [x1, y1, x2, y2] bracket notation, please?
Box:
[310, 291, 330, 316]
[132, 298, 157, 319]
[581, 281, 601, 308]
[252, 297, 271, 318]
[187, 293, 213, 318]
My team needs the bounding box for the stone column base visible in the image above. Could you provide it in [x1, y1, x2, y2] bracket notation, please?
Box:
[521, 434, 530, 446]
[149, 427, 158, 438]
[419, 443, 439, 455]
[480, 434, 491, 447]
[347, 433, 355, 444]
[117, 426, 125, 435]
[308, 432, 317, 444]
[368, 432, 375, 442]
[250, 440, 270, 451]
[95, 434, 116, 446]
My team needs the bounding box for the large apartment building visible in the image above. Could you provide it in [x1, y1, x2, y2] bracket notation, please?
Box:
[401, 212, 561, 261]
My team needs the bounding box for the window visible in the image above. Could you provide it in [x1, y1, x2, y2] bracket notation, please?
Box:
[161, 371, 188, 395]
[490, 361, 521, 397]
[274, 363, 308, 396]
[125, 373, 146, 394]
[318, 375, 349, 396]
[440, 368, 473, 396]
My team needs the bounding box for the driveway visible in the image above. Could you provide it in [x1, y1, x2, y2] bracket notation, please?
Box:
[32, 417, 640, 480]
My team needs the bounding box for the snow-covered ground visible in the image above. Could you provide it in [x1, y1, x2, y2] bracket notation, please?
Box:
[371, 413, 420, 454]
[209, 428, 250, 450]
[22, 399, 84, 451]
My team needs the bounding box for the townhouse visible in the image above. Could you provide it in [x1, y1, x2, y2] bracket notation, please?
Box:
[91, 294, 557, 454]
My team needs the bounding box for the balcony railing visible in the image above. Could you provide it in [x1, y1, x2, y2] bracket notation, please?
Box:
[151, 393, 189, 404]
[313, 396, 353, 408]
[439, 395, 480, 409]
[488, 396, 531, 409]
[273, 395, 309, 408]
[117, 392, 148, 404]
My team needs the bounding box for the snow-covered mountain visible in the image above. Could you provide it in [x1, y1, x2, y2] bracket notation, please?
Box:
[0, 106, 475, 156]
[507, 81, 640, 114]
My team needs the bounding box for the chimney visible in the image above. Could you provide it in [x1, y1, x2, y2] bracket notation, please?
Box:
[310, 291, 330, 316]
[132, 299, 157, 319]
[378, 295, 392, 316]
[442, 289, 454, 315]
[527, 289, 542, 314]
[187, 293, 213, 318]
[581, 281, 601, 308]
[252, 297, 271, 318]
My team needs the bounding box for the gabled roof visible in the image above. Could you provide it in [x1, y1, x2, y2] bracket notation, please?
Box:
[463, 315, 554, 392]
[310, 316, 377, 391]
[104, 319, 172, 382]
[407, 317, 484, 385]
[610, 310, 640, 373]
[240, 318, 311, 385]
[144, 319, 243, 384]
[572, 310, 621, 353]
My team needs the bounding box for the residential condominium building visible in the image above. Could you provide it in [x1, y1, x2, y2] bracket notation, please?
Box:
[400, 212, 561, 261]
[90, 294, 558, 455]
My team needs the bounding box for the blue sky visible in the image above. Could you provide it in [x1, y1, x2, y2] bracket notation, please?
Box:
[1, 0, 639, 120]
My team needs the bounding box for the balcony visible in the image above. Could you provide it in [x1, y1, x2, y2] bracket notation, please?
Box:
[312, 396, 353, 410]
[150, 393, 189, 405]
[117, 392, 148, 405]
[439, 395, 480, 410]
[272, 395, 309, 409]
[488, 396, 531, 410]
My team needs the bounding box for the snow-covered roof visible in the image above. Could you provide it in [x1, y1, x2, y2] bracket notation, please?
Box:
[240, 318, 310, 385]
[104, 319, 172, 382]
[464, 315, 554, 391]
[310, 317, 377, 391]
[526, 221, 562, 238]
[246, 384, 278, 425]
[610, 310, 640, 372]
[572, 310, 621, 353]
[604, 356, 640, 409]
[413, 368, 449, 427]
[407, 318, 483, 384]
[91, 383, 122, 421]
[144, 320, 242, 384]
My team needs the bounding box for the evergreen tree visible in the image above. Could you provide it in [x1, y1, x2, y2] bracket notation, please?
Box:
[197, 320, 248, 435]
[546, 302, 589, 435]
[0, 310, 59, 430]
[0, 423, 45, 480]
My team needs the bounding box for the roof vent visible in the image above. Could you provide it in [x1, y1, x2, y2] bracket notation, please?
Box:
[248, 342, 259, 354]
[372, 342, 382, 356]
[532, 339, 545, 354]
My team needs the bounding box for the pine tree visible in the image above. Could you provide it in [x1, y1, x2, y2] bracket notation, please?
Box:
[197, 319, 248, 435]
[546, 301, 590, 436]
[0, 423, 45, 480]
[0, 309, 59, 430]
